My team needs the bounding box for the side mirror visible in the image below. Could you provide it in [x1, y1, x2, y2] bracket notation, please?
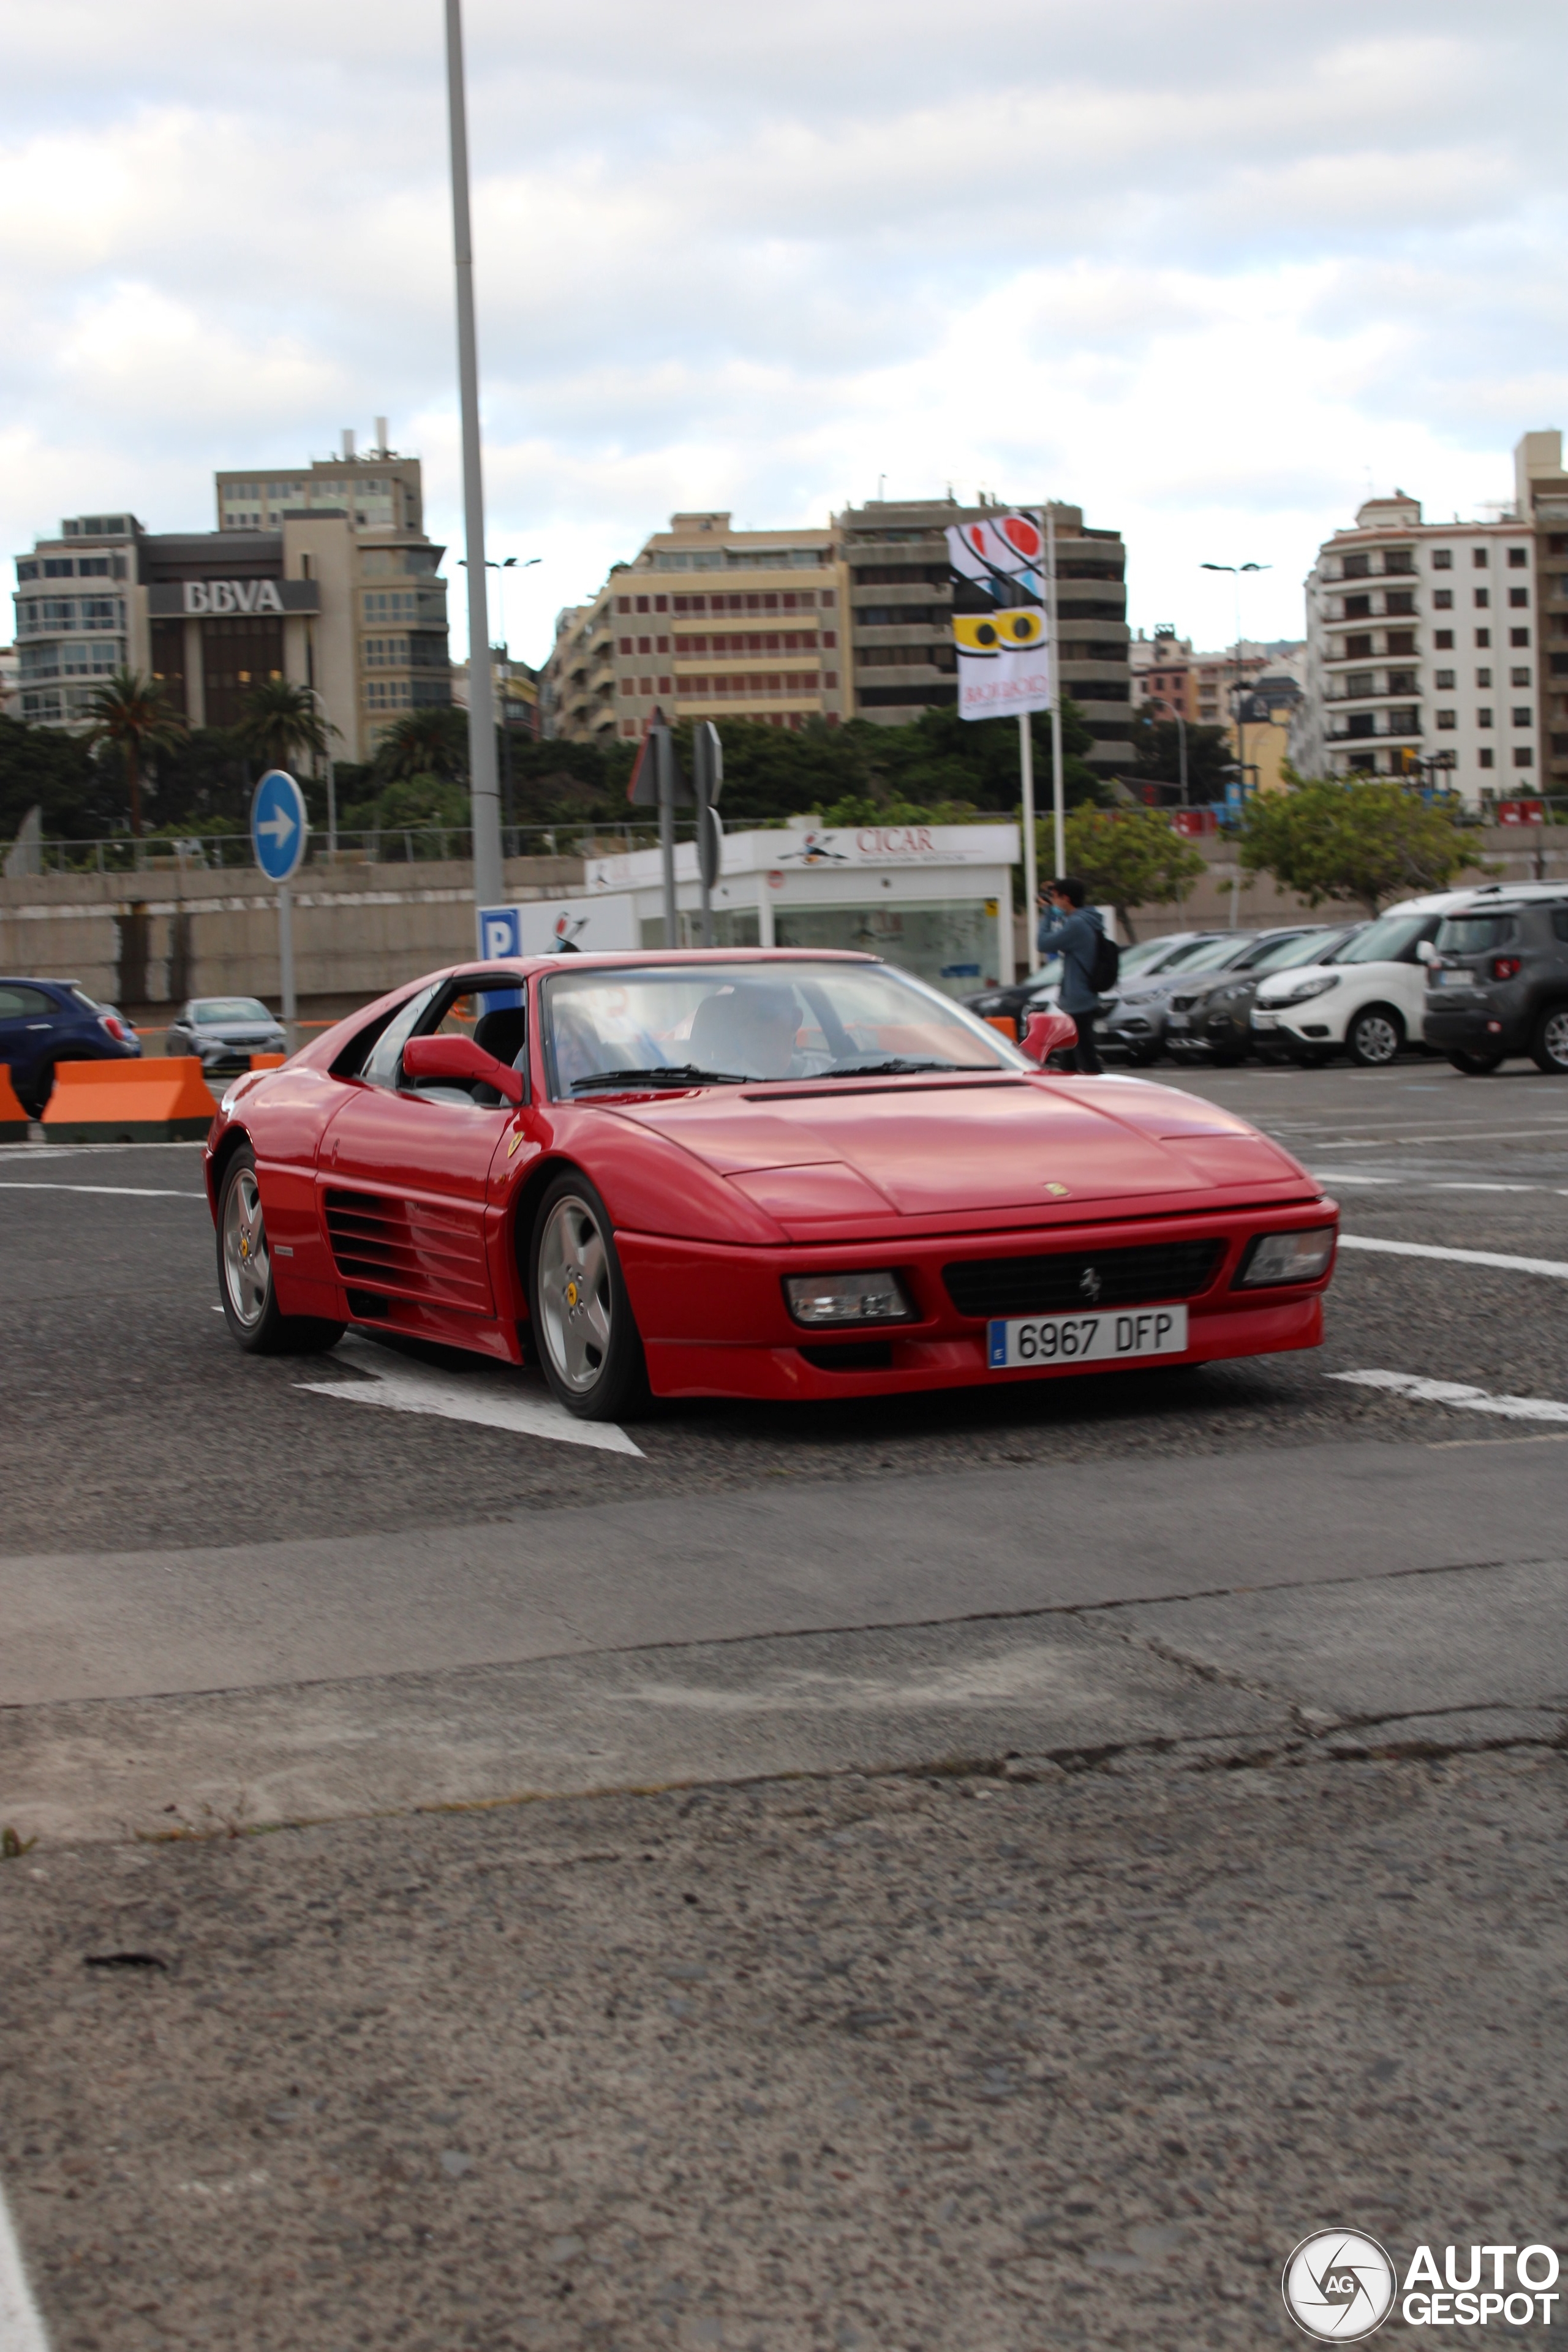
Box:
[1019, 1009, 1078, 1065]
[1415, 938, 1438, 965]
[402, 1032, 524, 1104]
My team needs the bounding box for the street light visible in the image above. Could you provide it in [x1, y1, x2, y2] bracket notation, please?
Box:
[1204, 567, 1278, 926]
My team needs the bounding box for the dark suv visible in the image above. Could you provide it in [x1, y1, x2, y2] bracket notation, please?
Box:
[1422, 900, 1568, 1074]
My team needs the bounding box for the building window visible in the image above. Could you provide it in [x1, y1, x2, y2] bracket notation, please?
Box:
[1436, 710, 1457, 729]
[638, 676, 652, 695]
[1477, 668, 1492, 687]
[657, 636, 669, 653]
[1387, 707, 1420, 736]
[1431, 549, 1453, 569]
[1477, 707, 1493, 728]
[1511, 627, 1531, 647]
[620, 679, 633, 696]
[1474, 547, 1489, 567]
[617, 597, 630, 614]
[1435, 629, 1454, 649]
[1509, 587, 1529, 608]
[1476, 628, 1491, 648]
[1387, 669, 1418, 695]
[636, 596, 650, 614]
[619, 637, 631, 655]
[1436, 669, 1455, 689]
[1384, 592, 1415, 617]
[1342, 553, 1370, 579]
[1513, 707, 1533, 727]
[655, 596, 668, 613]
[1434, 589, 1453, 609]
[1384, 549, 1414, 575]
[1345, 670, 1374, 697]
[824, 669, 838, 688]
[1515, 746, 1534, 767]
[637, 636, 650, 655]
[1509, 547, 1529, 567]
[1474, 589, 1490, 608]
[1479, 747, 1494, 768]
[1512, 666, 1532, 687]
[1344, 632, 1374, 659]
[658, 676, 671, 695]
[364, 679, 413, 710]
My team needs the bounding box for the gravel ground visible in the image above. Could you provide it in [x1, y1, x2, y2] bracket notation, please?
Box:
[2, 1744, 1564, 2351]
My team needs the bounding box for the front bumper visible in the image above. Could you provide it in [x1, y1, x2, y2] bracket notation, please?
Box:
[617, 1200, 1338, 1401]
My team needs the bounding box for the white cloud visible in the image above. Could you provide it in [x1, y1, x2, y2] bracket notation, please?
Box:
[1, 0, 1564, 662]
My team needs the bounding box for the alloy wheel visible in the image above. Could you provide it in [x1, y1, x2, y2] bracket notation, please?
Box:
[1541, 1009, 1568, 1071]
[222, 1166, 271, 1329]
[537, 1194, 613, 1394]
[1351, 1012, 1400, 1066]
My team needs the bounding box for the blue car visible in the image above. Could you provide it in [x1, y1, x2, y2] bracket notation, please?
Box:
[0, 976, 142, 1115]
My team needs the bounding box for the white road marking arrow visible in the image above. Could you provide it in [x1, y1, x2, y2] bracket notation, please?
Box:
[296, 1333, 644, 1457]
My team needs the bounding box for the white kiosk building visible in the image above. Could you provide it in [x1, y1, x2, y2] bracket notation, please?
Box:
[572, 824, 1019, 998]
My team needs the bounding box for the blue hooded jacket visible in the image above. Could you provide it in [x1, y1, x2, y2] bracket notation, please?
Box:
[1034, 903, 1104, 1016]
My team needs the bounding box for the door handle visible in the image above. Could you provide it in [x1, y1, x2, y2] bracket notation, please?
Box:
[26, 1023, 51, 1030]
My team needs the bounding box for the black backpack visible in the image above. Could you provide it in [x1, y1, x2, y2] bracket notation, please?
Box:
[1089, 925, 1121, 993]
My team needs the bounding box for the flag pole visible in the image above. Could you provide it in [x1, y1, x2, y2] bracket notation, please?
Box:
[1046, 504, 1066, 884]
[1019, 713, 1039, 975]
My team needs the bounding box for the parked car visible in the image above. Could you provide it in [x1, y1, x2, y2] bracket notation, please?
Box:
[205, 949, 1338, 1416]
[963, 931, 1212, 1036]
[1422, 895, 1568, 1073]
[0, 975, 141, 1116]
[165, 996, 287, 1079]
[1250, 883, 1568, 1068]
[1102, 929, 1321, 1065]
[1166, 924, 1366, 1065]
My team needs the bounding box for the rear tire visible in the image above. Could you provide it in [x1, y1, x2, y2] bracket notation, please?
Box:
[217, 1144, 345, 1355]
[528, 1170, 649, 1420]
[1346, 1005, 1404, 1068]
[1447, 1049, 1504, 1076]
[1530, 1005, 1568, 1074]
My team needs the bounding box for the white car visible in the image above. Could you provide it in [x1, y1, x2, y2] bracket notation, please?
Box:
[1251, 883, 1568, 1068]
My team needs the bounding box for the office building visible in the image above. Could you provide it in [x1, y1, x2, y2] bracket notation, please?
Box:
[1131, 627, 1196, 720]
[1295, 466, 1544, 804]
[1513, 431, 1568, 801]
[834, 497, 1131, 783]
[11, 428, 451, 760]
[545, 514, 848, 742]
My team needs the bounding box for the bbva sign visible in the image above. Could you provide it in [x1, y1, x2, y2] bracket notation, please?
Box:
[183, 579, 285, 616]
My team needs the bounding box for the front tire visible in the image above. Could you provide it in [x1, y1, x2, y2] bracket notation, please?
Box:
[528, 1171, 648, 1420]
[217, 1144, 344, 1354]
[1347, 1005, 1404, 1068]
[1530, 1005, 1568, 1074]
[1447, 1049, 1504, 1076]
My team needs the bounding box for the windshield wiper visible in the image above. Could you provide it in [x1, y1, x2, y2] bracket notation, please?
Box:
[569, 1064, 748, 1093]
[820, 1058, 964, 1078]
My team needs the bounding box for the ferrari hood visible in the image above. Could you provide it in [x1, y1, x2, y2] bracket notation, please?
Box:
[607, 1075, 1311, 1232]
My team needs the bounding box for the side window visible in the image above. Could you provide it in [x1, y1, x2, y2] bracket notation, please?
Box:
[358, 984, 442, 1088]
[0, 985, 57, 1019]
[1553, 911, 1568, 946]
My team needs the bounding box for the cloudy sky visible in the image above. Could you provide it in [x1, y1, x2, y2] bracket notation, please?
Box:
[3, 1, 1564, 665]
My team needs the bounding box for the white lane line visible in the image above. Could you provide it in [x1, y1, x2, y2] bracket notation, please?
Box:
[0, 1182, 206, 1199]
[1329, 1369, 1568, 1423]
[1313, 1172, 1399, 1186]
[1338, 1235, 1568, 1280]
[296, 1338, 644, 1458]
[0, 2180, 51, 2352]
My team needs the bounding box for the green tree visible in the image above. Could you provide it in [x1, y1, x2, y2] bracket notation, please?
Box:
[235, 679, 337, 776]
[1055, 807, 1207, 941]
[85, 667, 187, 837]
[375, 707, 470, 784]
[0, 715, 119, 842]
[1126, 712, 1234, 802]
[1238, 769, 1482, 918]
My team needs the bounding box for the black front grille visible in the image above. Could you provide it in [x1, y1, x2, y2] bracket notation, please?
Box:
[943, 1238, 1226, 1320]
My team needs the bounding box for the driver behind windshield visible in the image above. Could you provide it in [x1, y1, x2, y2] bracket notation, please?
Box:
[688, 982, 802, 1079]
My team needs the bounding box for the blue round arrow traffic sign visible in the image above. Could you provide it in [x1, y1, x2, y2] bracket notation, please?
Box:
[251, 769, 308, 883]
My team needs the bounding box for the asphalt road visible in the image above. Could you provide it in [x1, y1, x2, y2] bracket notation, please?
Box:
[2, 1054, 1567, 2349]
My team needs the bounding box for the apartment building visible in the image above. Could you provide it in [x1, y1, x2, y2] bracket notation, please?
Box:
[1514, 431, 1568, 801]
[835, 497, 1132, 783]
[1294, 472, 1542, 804]
[11, 429, 452, 761]
[545, 514, 848, 742]
[1131, 627, 1196, 720]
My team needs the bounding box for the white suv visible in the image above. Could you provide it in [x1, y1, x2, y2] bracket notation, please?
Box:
[1251, 884, 1568, 1068]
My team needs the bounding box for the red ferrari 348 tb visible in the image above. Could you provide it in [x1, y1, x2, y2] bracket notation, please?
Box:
[203, 950, 1338, 1419]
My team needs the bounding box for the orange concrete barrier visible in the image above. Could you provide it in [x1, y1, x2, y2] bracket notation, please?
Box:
[0, 1064, 29, 1142]
[42, 1057, 219, 1144]
[984, 1014, 1019, 1041]
[249, 1053, 287, 1071]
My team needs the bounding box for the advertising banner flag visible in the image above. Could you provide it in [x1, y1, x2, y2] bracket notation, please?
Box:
[946, 511, 1053, 722]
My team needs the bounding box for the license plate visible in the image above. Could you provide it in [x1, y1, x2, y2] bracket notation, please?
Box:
[1166, 1011, 1190, 1030]
[987, 1305, 1188, 1370]
[1251, 1009, 1278, 1030]
[1437, 970, 1476, 987]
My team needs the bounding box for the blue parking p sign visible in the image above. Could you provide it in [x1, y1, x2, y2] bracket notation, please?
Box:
[478, 905, 522, 960]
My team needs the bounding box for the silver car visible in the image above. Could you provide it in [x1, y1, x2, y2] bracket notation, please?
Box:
[164, 995, 287, 1078]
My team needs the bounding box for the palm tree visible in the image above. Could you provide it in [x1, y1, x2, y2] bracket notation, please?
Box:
[235, 679, 339, 775]
[376, 706, 469, 783]
[86, 668, 188, 838]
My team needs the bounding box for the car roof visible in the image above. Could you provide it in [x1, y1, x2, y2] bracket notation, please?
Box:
[1384, 881, 1568, 916]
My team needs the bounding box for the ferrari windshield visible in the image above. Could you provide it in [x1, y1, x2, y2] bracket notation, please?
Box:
[542, 960, 1016, 1094]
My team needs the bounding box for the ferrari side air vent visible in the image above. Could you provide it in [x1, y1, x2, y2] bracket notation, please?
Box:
[324, 1188, 492, 1314]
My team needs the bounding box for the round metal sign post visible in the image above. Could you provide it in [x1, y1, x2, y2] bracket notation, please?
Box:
[251, 769, 309, 1047]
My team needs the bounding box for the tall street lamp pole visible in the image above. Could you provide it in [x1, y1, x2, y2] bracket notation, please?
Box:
[461, 554, 540, 848]
[444, 0, 503, 931]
